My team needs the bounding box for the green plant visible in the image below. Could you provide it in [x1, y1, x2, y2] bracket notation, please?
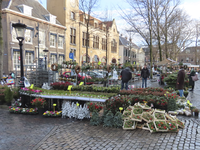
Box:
[4, 87, 13, 104]
[90, 111, 102, 126]
[113, 112, 123, 128]
[12, 88, 20, 99]
[103, 111, 114, 127]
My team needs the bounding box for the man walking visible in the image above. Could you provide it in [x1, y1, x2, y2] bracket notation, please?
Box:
[176, 65, 185, 97]
[141, 65, 150, 88]
[121, 67, 132, 90]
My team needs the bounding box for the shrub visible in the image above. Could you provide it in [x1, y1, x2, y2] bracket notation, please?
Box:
[90, 111, 102, 126]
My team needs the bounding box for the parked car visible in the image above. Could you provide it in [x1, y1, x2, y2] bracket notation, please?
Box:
[78, 72, 92, 80]
[85, 71, 104, 78]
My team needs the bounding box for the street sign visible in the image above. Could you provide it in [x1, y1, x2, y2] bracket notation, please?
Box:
[69, 53, 74, 60]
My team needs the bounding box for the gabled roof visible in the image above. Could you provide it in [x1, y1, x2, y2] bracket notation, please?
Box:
[103, 21, 113, 28]
[119, 36, 139, 49]
[2, 0, 62, 25]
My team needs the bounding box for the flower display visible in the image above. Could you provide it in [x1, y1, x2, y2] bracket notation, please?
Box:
[142, 113, 154, 122]
[31, 98, 46, 108]
[167, 121, 178, 132]
[131, 114, 142, 122]
[125, 107, 132, 112]
[148, 122, 156, 132]
[9, 107, 22, 113]
[122, 111, 131, 119]
[43, 111, 62, 117]
[133, 108, 143, 115]
[50, 82, 73, 90]
[154, 121, 168, 131]
[21, 108, 38, 114]
[123, 120, 135, 128]
[154, 113, 165, 120]
[20, 87, 42, 95]
[87, 102, 103, 112]
[176, 119, 184, 128]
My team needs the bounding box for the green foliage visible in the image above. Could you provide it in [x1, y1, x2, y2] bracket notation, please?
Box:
[123, 62, 132, 69]
[167, 96, 177, 111]
[90, 111, 102, 126]
[113, 112, 123, 128]
[103, 110, 114, 127]
[12, 88, 20, 99]
[4, 87, 13, 103]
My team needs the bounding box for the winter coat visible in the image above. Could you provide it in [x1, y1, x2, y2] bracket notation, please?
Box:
[176, 69, 185, 90]
[189, 70, 195, 86]
[141, 68, 150, 79]
[121, 67, 132, 83]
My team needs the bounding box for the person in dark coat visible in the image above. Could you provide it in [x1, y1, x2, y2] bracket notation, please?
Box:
[189, 68, 195, 92]
[121, 67, 132, 90]
[176, 66, 185, 97]
[141, 65, 150, 88]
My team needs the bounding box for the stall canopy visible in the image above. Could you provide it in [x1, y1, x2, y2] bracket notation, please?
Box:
[156, 58, 177, 66]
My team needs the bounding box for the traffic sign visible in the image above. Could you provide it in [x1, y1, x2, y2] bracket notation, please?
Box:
[69, 53, 74, 60]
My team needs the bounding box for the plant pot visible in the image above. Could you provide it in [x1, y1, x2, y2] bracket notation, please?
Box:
[38, 108, 45, 115]
[195, 112, 199, 116]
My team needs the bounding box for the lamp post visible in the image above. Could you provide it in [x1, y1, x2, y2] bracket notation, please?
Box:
[43, 49, 49, 70]
[12, 23, 27, 88]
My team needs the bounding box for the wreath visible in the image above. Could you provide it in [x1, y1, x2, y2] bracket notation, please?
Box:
[51, 63, 58, 71]
[107, 65, 112, 73]
[75, 65, 81, 74]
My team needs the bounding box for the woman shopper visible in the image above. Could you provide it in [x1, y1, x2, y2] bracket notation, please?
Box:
[189, 68, 195, 92]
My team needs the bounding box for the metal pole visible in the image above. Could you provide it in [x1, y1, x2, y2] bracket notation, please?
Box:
[45, 56, 47, 70]
[19, 39, 24, 88]
[37, 23, 40, 67]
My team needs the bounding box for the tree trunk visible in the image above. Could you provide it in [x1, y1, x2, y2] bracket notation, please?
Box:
[0, 0, 3, 80]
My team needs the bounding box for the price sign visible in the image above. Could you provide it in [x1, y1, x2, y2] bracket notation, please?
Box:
[30, 84, 34, 89]
[98, 61, 101, 65]
[68, 85, 73, 91]
[79, 82, 84, 86]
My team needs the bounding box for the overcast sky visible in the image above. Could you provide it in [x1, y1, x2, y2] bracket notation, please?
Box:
[39, 0, 200, 46]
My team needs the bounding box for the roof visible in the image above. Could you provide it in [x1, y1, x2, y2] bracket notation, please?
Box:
[3, 0, 62, 25]
[119, 36, 139, 49]
[103, 21, 113, 28]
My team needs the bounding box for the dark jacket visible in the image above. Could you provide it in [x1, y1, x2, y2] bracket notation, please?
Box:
[176, 69, 185, 90]
[121, 67, 132, 83]
[141, 68, 150, 79]
[189, 70, 195, 86]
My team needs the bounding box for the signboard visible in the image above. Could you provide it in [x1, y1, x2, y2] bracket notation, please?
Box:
[69, 53, 74, 60]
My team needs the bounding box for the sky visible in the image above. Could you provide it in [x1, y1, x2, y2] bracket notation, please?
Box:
[39, 0, 200, 45]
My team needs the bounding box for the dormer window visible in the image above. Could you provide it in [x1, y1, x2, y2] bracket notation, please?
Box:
[18, 4, 33, 16]
[44, 14, 57, 24]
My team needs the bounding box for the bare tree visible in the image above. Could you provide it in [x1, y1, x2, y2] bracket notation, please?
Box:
[0, 0, 3, 80]
[79, 0, 99, 63]
[119, 0, 154, 78]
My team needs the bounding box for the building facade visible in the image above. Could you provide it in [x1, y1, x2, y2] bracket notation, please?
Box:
[47, 0, 119, 65]
[2, 0, 66, 74]
[177, 46, 200, 65]
[119, 36, 145, 66]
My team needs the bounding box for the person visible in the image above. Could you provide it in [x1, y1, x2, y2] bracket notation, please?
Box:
[189, 68, 195, 92]
[176, 65, 185, 97]
[141, 65, 150, 88]
[121, 67, 132, 90]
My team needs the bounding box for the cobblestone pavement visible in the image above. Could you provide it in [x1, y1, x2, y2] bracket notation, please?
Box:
[1, 75, 200, 150]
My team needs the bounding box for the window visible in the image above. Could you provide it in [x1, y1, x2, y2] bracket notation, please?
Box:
[191, 58, 193, 62]
[102, 57, 106, 63]
[13, 50, 20, 69]
[58, 36, 64, 48]
[82, 32, 89, 47]
[186, 49, 190, 53]
[95, 23, 98, 28]
[124, 49, 126, 56]
[186, 57, 189, 62]
[12, 28, 18, 42]
[50, 54, 57, 64]
[102, 38, 106, 50]
[58, 55, 64, 64]
[93, 35, 99, 49]
[126, 49, 127, 56]
[18, 5, 33, 16]
[111, 39, 117, 53]
[50, 34, 56, 47]
[70, 49, 76, 57]
[25, 51, 33, 67]
[71, 12, 75, 20]
[25, 29, 33, 43]
[70, 28, 76, 44]
[93, 55, 99, 63]
[39, 31, 45, 46]
[181, 59, 183, 62]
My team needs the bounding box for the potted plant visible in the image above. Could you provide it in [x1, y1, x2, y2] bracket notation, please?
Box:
[4, 86, 13, 106]
[12, 88, 20, 100]
[31, 98, 47, 115]
[193, 108, 199, 116]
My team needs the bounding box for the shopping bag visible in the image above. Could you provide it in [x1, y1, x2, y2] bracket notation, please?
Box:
[191, 75, 198, 81]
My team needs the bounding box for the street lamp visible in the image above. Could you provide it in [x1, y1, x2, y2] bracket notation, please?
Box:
[12, 23, 27, 88]
[43, 49, 49, 70]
